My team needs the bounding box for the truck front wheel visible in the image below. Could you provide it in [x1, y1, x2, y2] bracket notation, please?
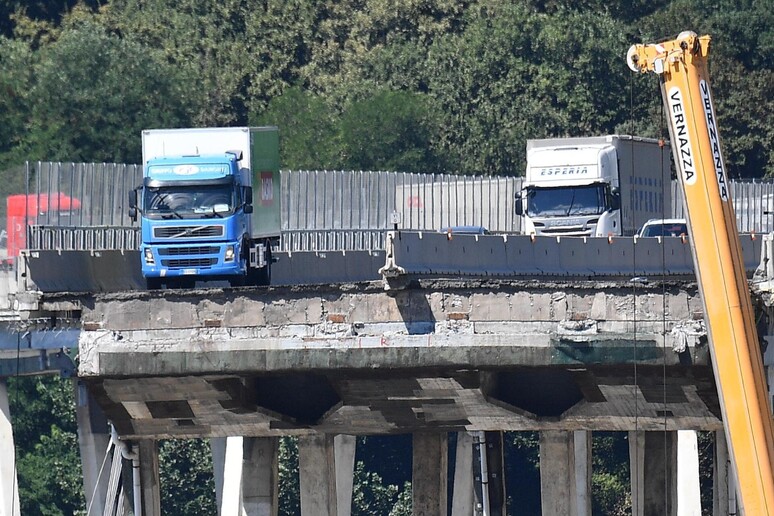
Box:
[146, 277, 162, 290]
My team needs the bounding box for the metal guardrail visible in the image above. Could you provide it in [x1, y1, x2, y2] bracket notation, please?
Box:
[279, 229, 386, 252]
[26, 226, 386, 253]
[28, 226, 141, 251]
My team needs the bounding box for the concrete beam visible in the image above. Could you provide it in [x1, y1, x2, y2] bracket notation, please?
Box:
[412, 432, 448, 516]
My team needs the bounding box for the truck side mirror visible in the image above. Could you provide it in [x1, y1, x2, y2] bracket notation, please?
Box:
[244, 186, 253, 213]
[609, 189, 621, 211]
[515, 194, 524, 216]
[128, 190, 138, 222]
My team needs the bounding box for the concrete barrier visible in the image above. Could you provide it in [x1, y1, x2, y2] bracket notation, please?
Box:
[20, 250, 385, 293]
[383, 231, 763, 281]
[12, 232, 763, 293]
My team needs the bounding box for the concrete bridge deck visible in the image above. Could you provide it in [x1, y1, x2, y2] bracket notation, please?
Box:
[59, 278, 718, 440]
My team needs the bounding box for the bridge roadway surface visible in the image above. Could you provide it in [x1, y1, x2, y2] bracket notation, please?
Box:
[5, 231, 769, 440]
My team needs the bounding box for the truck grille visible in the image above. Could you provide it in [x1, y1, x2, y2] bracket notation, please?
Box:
[540, 227, 592, 236]
[158, 246, 219, 256]
[154, 225, 224, 238]
[161, 258, 218, 268]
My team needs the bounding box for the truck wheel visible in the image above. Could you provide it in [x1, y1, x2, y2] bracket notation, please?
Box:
[146, 278, 162, 290]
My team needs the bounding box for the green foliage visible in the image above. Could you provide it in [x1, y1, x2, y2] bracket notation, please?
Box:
[159, 439, 216, 515]
[351, 461, 400, 514]
[504, 432, 541, 513]
[9, 376, 84, 515]
[16, 426, 85, 516]
[0, 36, 35, 168]
[253, 86, 341, 169]
[278, 436, 300, 515]
[26, 19, 193, 163]
[339, 90, 447, 173]
[591, 432, 631, 515]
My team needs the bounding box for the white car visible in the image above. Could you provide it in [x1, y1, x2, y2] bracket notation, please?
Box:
[638, 218, 688, 237]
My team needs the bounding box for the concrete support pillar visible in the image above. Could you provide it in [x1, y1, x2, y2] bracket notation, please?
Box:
[298, 434, 338, 516]
[0, 379, 20, 516]
[677, 430, 701, 515]
[713, 430, 743, 516]
[539, 430, 591, 516]
[451, 432, 474, 515]
[74, 381, 110, 516]
[212, 436, 246, 516]
[137, 439, 161, 516]
[629, 431, 677, 516]
[333, 434, 356, 516]
[243, 437, 279, 516]
[211, 437, 229, 514]
[412, 432, 448, 516]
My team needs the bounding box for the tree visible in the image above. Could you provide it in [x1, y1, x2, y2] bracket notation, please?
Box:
[9, 376, 84, 515]
[252, 86, 342, 170]
[24, 17, 193, 163]
[424, 3, 633, 175]
[339, 90, 447, 173]
[159, 439, 216, 515]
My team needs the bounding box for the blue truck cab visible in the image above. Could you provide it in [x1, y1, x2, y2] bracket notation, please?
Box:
[129, 127, 281, 289]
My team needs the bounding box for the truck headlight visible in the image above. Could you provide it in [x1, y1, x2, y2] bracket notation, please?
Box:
[144, 248, 155, 265]
[224, 245, 235, 262]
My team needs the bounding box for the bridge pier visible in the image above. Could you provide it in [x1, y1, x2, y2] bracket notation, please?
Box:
[629, 431, 678, 515]
[412, 432, 448, 515]
[137, 439, 161, 516]
[539, 430, 591, 516]
[452, 431, 474, 514]
[212, 436, 280, 516]
[75, 382, 110, 516]
[0, 379, 20, 516]
[713, 429, 742, 516]
[298, 434, 356, 516]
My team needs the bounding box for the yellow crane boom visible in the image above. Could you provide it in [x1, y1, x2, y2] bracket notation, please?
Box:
[627, 31, 774, 513]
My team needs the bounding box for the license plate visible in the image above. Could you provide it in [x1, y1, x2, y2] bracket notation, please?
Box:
[183, 269, 197, 275]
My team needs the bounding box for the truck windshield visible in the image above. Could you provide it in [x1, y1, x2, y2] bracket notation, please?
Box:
[144, 184, 235, 219]
[526, 184, 607, 217]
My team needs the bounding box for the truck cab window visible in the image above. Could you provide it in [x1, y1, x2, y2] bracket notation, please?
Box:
[144, 185, 234, 219]
[526, 184, 607, 217]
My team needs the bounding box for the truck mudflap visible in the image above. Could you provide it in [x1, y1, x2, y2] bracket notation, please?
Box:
[249, 242, 269, 268]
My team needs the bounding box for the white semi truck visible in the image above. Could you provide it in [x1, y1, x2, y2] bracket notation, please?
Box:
[515, 135, 672, 237]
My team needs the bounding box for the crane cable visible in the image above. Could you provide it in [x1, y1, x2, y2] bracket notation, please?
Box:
[628, 67, 673, 516]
